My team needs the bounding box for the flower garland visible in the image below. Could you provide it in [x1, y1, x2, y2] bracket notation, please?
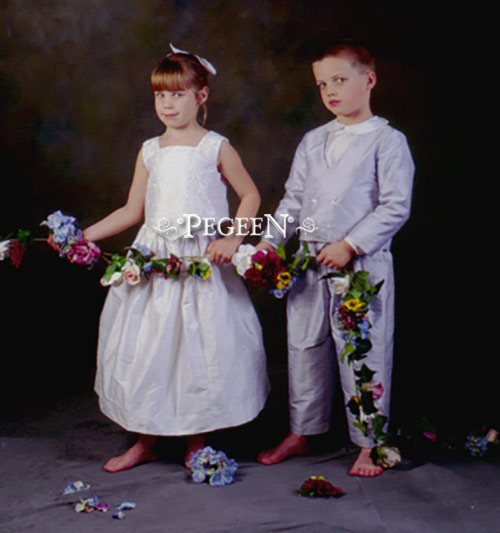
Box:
[1, 210, 212, 285]
[323, 268, 400, 468]
[231, 242, 314, 298]
[233, 243, 400, 469]
[186, 446, 238, 487]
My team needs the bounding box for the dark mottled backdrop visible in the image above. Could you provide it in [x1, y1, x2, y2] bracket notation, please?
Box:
[0, 1, 497, 435]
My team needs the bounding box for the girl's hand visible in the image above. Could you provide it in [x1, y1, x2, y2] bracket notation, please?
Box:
[206, 236, 243, 264]
[256, 241, 275, 253]
[316, 240, 355, 269]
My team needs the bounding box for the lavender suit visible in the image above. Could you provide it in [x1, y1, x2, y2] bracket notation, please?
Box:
[265, 116, 414, 447]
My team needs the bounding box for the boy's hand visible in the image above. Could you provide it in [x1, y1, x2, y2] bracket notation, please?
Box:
[256, 241, 276, 253]
[316, 240, 355, 269]
[206, 236, 243, 264]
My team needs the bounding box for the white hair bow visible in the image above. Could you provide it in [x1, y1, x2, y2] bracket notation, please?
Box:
[168, 43, 217, 75]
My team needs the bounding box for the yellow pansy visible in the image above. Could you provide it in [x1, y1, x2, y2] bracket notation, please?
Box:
[201, 267, 212, 280]
[276, 272, 292, 289]
[344, 298, 366, 312]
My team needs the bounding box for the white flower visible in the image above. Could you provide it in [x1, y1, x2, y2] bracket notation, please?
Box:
[0, 240, 10, 261]
[377, 446, 401, 468]
[486, 429, 498, 443]
[231, 244, 257, 276]
[359, 407, 376, 425]
[100, 271, 124, 287]
[122, 260, 141, 286]
[330, 275, 350, 296]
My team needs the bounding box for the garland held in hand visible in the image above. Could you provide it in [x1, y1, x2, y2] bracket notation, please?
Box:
[322, 268, 400, 468]
[1, 211, 212, 285]
[233, 243, 400, 469]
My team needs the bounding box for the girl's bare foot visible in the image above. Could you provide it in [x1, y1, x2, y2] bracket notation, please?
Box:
[257, 433, 308, 465]
[104, 436, 158, 473]
[184, 433, 205, 467]
[349, 447, 383, 477]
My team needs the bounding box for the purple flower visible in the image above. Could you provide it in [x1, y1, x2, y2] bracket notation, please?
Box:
[358, 320, 370, 339]
[465, 435, 489, 457]
[133, 243, 153, 258]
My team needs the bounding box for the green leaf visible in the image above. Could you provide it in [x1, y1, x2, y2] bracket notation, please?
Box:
[372, 415, 388, 436]
[340, 341, 355, 363]
[360, 391, 377, 415]
[369, 447, 380, 465]
[197, 262, 210, 274]
[351, 271, 369, 292]
[301, 241, 310, 255]
[353, 337, 372, 356]
[299, 256, 311, 271]
[321, 271, 345, 280]
[353, 421, 368, 436]
[151, 259, 166, 270]
[276, 242, 287, 260]
[103, 262, 120, 280]
[370, 280, 385, 295]
[348, 288, 363, 299]
[354, 364, 376, 382]
[16, 229, 33, 246]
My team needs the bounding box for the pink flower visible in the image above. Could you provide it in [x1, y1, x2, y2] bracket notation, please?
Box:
[423, 431, 437, 443]
[66, 238, 101, 266]
[362, 381, 384, 401]
[486, 429, 498, 443]
[9, 240, 24, 268]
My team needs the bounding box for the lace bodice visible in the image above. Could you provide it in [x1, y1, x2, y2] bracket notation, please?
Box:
[142, 131, 229, 240]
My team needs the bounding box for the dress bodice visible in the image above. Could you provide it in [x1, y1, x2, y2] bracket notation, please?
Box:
[142, 131, 229, 240]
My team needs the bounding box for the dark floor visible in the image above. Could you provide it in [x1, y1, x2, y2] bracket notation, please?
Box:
[1, 388, 500, 533]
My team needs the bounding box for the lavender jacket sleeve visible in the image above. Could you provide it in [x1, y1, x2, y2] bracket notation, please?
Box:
[346, 131, 414, 255]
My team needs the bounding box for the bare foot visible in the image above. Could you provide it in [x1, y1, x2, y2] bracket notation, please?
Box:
[184, 434, 205, 467]
[104, 436, 158, 473]
[257, 433, 308, 465]
[349, 447, 383, 477]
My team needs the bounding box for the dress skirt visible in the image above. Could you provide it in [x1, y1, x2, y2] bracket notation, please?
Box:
[95, 225, 269, 436]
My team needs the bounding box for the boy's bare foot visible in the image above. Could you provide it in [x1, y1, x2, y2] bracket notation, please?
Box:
[184, 434, 205, 467]
[349, 447, 383, 477]
[257, 433, 308, 465]
[104, 436, 158, 473]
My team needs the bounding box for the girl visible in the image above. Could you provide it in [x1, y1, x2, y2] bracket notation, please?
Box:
[84, 45, 269, 473]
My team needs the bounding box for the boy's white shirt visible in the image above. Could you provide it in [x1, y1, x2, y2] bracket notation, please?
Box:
[324, 116, 388, 166]
[264, 115, 414, 256]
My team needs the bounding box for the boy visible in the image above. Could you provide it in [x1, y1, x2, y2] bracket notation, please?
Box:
[257, 41, 414, 476]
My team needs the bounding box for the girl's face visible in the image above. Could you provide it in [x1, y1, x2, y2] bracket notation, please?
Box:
[154, 86, 208, 129]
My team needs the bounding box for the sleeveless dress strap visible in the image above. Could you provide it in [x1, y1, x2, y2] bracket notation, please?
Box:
[142, 137, 159, 172]
[198, 131, 229, 168]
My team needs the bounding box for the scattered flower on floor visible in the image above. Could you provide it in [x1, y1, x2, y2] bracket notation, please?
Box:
[296, 475, 344, 498]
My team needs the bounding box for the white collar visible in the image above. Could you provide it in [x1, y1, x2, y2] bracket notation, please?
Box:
[326, 116, 388, 135]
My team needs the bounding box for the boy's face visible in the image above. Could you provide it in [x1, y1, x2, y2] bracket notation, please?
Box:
[312, 55, 376, 124]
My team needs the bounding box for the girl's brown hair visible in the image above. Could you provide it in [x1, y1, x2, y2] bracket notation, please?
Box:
[151, 53, 210, 125]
